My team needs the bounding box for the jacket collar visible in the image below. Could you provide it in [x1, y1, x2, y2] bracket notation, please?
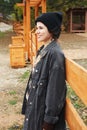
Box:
[34, 41, 58, 67]
[40, 40, 58, 58]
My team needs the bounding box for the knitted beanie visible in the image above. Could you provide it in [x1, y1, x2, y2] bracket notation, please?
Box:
[35, 12, 62, 32]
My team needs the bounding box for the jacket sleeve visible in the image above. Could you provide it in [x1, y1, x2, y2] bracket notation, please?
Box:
[21, 73, 32, 115]
[21, 79, 29, 115]
[43, 51, 66, 125]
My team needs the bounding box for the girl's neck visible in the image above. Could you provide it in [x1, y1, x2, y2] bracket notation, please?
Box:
[44, 38, 54, 47]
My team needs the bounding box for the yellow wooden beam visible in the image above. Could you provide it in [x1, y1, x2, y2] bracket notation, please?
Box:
[66, 98, 87, 130]
[41, 0, 46, 13]
[17, 0, 42, 7]
[16, 3, 24, 7]
[66, 58, 87, 106]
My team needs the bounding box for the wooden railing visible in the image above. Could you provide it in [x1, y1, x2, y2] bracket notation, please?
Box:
[30, 30, 43, 64]
[13, 22, 24, 36]
[65, 58, 87, 130]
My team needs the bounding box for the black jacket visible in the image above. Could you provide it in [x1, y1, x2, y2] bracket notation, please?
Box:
[22, 41, 67, 130]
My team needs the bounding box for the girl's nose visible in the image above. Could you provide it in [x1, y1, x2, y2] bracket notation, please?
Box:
[35, 30, 37, 34]
[35, 29, 39, 34]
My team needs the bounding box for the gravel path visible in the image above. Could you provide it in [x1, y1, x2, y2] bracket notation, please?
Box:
[59, 33, 87, 59]
[0, 32, 30, 91]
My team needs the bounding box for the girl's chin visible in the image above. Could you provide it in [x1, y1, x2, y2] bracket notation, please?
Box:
[37, 39, 43, 42]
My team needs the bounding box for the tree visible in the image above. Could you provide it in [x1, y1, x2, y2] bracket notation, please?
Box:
[0, 0, 22, 20]
[47, 0, 87, 12]
[0, 0, 87, 22]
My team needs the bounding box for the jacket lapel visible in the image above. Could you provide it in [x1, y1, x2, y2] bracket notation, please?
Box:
[34, 41, 57, 66]
[40, 40, 57, 58]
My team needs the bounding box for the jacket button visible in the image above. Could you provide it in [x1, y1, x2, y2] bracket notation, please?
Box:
[40, 82, 43, 85]
[33, 86, 35, 89]
[30, 102, 32, 105]
[35, 69, 38, 72]
[26, 118, 28, 121]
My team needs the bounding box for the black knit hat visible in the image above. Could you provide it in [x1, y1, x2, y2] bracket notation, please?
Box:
[35, 12, 62, 32]
[35, 12, 63, 39]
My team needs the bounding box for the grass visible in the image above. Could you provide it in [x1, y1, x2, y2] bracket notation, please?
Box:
[67, 84, 85, 109]
[9, 90, 16, 95]
[8, 100, 17, 105]
[20, 70, 30, 81]
[8, 124, 23, 130]
[0, 31, 6, 38]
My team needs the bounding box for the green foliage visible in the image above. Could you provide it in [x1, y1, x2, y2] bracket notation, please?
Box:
[9, 13, 17, 21]
[8, 90, 18, 105]
[14, 4, 23, 21]
[47, 0, 87, 11]
[0, 0, 22, 20]
[8, 124, 23, 130]
[9, 90, 16, 95]
[0, 31, 6, 38]
[8, 100, 17, 105]
[0, 0, 87, 27]
[20, 70, 30, 81]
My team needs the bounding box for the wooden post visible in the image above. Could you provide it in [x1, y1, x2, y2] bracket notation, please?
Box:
[70, 10, 72, 32]
[35, 6, 39, 52]
[41, 0, 46, 13]
[23, 0, 27, 59]
[25, 0, 31, 60]
[85, 10, 87, 32]
[35, 6, 39, 19]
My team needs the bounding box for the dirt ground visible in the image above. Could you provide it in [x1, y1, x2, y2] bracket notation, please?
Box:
[0, 31, 87, 130]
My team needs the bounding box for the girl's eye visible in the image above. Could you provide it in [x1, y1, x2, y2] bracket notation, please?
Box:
[36, 26, 43, 30]
[39, 26, 43, 29]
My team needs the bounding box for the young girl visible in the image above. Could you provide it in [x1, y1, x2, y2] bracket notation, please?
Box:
[22, 12, 67, 130]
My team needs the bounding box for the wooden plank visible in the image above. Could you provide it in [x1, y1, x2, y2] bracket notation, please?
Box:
[16, 3, 24, 7]
[9, 44, 25, 68]
[17, 0, 42, 7]
[41, 0, 46, 13]
[12, 36, 24, 45]
[86, 11, 87, 31]
[65, 58, 87, 105]
[65, 98, 87, 130]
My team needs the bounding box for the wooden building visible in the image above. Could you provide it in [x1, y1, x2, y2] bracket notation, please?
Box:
[66, 8, 87, 32]
[0, 13, 3, 22]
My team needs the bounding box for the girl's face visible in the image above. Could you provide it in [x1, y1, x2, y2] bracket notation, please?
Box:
[35, 22, 52, 43]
